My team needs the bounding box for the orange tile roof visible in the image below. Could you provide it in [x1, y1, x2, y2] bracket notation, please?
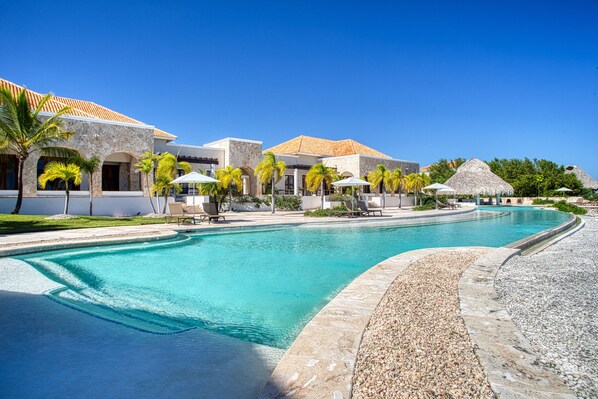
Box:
[266, 135, 390, 158]
[0, 78, 176, 139]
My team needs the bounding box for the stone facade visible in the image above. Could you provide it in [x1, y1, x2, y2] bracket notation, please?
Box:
[205, 138, 264, 195]
[22, 116, 154, 197]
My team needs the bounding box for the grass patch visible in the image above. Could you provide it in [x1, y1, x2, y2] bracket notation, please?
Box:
[532, 198, 555, 205]
[412, 203, 436, 211]
[304, 206, 348, 217]
[0, 214, 167, 235]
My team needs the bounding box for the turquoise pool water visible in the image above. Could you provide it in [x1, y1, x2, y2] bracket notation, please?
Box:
[18, 207, 569, 348]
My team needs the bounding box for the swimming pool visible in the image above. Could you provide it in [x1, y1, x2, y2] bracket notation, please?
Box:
[18, 207, 569, 348]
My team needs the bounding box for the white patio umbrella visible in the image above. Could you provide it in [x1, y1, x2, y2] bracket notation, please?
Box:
[170, 171, 220, 218]
[423, 183, 455, 209]
[332, 177, 372, 205]
[555, 187, 573, 197]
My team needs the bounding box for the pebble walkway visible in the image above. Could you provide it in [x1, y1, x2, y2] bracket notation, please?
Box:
[352, 250, 494, 399]
[496, 216, 598, 399]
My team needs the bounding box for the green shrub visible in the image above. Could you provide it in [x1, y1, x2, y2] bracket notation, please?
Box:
[263, 195, 303, 211]
[583, 193, 598, 201]
[552, 200, 587, 215]
[328, 193, 352, 202]
[304, 205, 348, 217]
[532, 198, 555, 205]
[412, 203, 436, 211]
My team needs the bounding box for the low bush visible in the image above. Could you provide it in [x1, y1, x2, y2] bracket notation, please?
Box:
[412, 203, 436, 211]
[304, 205, 348, 217]
[328, 193, 352, 202]
[583, 193, 598, 201]
[532, 198, 555, 205]
[263, 195, 303, 211]
[552, 200, 587, 215]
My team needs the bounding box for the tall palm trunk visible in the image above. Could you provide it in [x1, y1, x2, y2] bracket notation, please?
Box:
[229, 187, 233, 211]
[145, 174, 156, 213]
[64, 188, 70, 214]
[12, 155, 27, 214]
[382, 184, 386, 209]
[320, 181, 325, 209]
[162, 193, 168, 214]
[271, 176, 275, 214]
[88, 174, 94, 216]
[398, 183, 402, 208]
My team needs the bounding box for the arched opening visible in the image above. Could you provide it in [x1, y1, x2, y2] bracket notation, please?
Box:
[0, 154, 18, 190]
[102, 152, 141, 192]
[36, 148, 83, 191]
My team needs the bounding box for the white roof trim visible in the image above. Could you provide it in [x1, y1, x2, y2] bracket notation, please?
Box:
[39, 111, 155, 129]
[322, 153, 418, 164]
[203, 137, 263, 146]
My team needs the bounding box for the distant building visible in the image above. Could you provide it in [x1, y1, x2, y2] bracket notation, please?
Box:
[565, 165, 598, 190]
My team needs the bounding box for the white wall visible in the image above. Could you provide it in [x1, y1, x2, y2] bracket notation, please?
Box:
[0, 196, 173, 216]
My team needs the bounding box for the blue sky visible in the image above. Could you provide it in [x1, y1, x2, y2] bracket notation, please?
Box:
[1, 1, 597, 176]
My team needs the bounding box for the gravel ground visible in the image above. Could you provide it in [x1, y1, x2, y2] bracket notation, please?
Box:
[496, 216, 598, 399]
[352, 250, 494, 399]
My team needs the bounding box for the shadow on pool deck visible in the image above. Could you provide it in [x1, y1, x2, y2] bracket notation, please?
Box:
[0, 289, 284, 399]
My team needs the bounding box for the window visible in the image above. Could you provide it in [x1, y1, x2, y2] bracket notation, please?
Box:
[284, 175, 294, 194]
[0, 155, 18, 190]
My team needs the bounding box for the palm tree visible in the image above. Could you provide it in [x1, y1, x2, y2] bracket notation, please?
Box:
[151, 174, 180, 214]
[0, 87, 75, 214]
[216, 165, 243, 210]
[134, 152, 158, 213]
[70, 154, 100, 216]
[306, 163, 336, 209]
[38, 162, 82, 215]
[153, 152, 192, 213]
[405, 172, 431, 206]
[387, 168, 405, 208]
[254, 151, 286, 214]
[368, 164, 391, 208]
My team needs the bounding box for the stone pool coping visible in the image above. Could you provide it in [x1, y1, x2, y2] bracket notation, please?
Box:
[259, 213, 580, 398]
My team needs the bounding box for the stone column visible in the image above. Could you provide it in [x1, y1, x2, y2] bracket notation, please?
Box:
[242, 175, 249, 195]
[93, 159, 104, 198]
[293, 168, 299, 196]
[23, 155, 40, 197]
[118, 162, 129, 191]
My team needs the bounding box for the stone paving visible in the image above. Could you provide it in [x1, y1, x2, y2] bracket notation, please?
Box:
[496, 216, 597, 399]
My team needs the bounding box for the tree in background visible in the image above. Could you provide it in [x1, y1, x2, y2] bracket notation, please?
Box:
[255, 152, 286, 214]
[134, 152, 158, 214]
[38, 162, 82, 215]
[387, 168, 406, 208]
[368, 164, 392, 208]
[153, 152, 192, 213]
[306, 163, 337, 209]
[405, 172, 431, 206]
[0, 87, 75, 214]
[70, 154, 100, 216]
[216, 165, 243, 209]
[487, 158, 584, 196]
[428, 158, 466, 183]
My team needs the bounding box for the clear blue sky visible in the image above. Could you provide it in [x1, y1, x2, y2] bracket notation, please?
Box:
[2, 1, 597, 176]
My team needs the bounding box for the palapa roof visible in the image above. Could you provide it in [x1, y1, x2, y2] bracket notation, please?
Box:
[444, 158, 514, 196]
[565, 165, 598, 190]
[0, 77, 176, 139]
[266, 135, 390, 158]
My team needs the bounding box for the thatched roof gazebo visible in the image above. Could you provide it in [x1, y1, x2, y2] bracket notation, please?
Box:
[565, 165, 598, 190]
[445, 158, 514, 200]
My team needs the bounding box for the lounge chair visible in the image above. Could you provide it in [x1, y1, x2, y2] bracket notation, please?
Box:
[357, 200, 382, 216]
[447, 198, 459, 209]
[342, 201, 364, 217]
[167, 202, 201, 225]
[200, 202, 226, 224]
[436, 200, 450, 209]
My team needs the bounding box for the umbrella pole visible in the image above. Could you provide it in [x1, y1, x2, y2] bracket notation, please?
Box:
[192, 184, 196, 222]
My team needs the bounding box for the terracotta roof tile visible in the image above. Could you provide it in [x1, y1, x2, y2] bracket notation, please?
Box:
[1, 78, 176, 139]
[266, 135, 390, 158]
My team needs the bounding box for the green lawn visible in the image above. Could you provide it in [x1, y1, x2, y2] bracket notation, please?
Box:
[0, 214, 168, 235]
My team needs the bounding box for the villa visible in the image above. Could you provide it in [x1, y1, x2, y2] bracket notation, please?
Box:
[0, 78, 418, 215]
